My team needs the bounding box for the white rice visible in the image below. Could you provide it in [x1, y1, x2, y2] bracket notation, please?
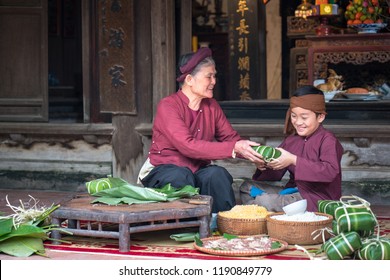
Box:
[271, 211, 328, 222]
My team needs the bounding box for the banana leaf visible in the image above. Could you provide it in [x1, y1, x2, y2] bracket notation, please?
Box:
[92, 184, 169, 202]
[0, 236, 45, 257]
[153, 184, 199, 198]
[332, 220, 374, 237]
[318, 200, 344, 218]
[334, 205, 376, 237]
[0, 200, 70, 258]
[356, 236, 390, 260]
[88, 177, 199, 205]
[0, 218, 13, 237]
[86, 177, 113, 194]
[0, 224, 47, 242]
[322, 231, 362, 260]
[91, 196, 169, 205]
[252, 145, 281, 162]
[170, 232, 199, 242]
[86, 177, 132, 194]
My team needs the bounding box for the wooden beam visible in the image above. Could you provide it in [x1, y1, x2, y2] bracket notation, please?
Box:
[0, 123, 114, 136]
[135, 122, 390, 138]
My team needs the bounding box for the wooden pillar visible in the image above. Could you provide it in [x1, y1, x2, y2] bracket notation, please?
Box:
[178, 0, 193, 56]
[151, 0, 176, 115]
[105, 0, 176, 184]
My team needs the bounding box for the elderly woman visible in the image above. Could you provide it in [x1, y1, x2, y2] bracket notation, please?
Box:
[138, 47, 264, 213]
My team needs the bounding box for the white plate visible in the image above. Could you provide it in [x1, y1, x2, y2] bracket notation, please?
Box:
[344, 93, 383, 101]
[348, 23, 387, 34]
[344, 93, 371, 100]
[323, 91, 341, 102]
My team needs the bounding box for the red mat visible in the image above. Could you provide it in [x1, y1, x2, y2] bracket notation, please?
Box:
[45, 216, 389, 260]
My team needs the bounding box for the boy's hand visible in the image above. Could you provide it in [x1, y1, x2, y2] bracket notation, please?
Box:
[266, 148, 297, 170]
[255, 160, 267, 171]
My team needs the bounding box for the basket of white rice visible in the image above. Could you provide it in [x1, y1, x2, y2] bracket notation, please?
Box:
[217, 205, 269, 235]
[266, 212, 333, 245]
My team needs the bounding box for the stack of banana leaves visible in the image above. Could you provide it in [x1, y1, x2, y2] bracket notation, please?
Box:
[86, 176, 199, 205]
[0, 196, 70, 257]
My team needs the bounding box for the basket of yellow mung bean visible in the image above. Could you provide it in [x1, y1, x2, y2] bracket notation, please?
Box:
[217, 205, 269, 235]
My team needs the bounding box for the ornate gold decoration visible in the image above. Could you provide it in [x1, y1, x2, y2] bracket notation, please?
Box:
[287, 16, 319, 34]
[313, 51, 390, 80]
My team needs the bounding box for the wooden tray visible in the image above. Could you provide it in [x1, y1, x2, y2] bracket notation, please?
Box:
[193, 236, 288, 257]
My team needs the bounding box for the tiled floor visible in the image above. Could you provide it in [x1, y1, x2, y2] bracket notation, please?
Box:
[0, 188, 388, 260]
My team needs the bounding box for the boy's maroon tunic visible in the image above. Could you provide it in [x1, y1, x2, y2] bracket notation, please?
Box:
[253, 125, 343, 211]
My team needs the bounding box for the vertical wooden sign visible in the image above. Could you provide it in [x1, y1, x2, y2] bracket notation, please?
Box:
[98, 0, 135, 114]
[228, 0, 260, 100]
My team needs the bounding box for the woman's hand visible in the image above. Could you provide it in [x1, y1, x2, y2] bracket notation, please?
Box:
[266, 148, 297, 170]
[234, 140, 266, 164]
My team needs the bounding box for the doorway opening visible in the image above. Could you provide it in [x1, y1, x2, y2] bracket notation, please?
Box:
[48, 0, 83, 123]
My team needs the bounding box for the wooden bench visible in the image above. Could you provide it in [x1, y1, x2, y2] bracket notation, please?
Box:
[50, 194, 212, 252]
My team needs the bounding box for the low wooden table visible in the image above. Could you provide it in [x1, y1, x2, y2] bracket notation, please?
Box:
[50, 194, 212, 252]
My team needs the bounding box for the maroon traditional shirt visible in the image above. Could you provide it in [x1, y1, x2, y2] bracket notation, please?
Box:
[149, 90, 241, 173]
[253, 125, 343, 211]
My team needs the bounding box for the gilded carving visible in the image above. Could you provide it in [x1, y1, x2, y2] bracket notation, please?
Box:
[313, 51, 390, 80]
[296, 54, 306, 66]
[287, 16, 319, 34]
[295, 39, 309, 48]
[323, 39, 390, 47]
[297, 69, 309, 88]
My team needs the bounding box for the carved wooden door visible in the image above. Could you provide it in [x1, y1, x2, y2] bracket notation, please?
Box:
[0, 0, 48, 122]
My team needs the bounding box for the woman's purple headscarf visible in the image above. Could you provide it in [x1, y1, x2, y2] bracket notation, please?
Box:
[176, 47, 212, 82]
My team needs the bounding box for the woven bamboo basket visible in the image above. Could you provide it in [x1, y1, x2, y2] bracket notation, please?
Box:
[266, 212, 333, 245]
[217, 214, 267, 235]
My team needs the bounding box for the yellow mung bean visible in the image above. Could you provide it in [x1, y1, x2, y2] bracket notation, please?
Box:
[219, 205, 268, 219]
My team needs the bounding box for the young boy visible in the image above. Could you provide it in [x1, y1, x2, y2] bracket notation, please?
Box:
[240, 85, 344, 212]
